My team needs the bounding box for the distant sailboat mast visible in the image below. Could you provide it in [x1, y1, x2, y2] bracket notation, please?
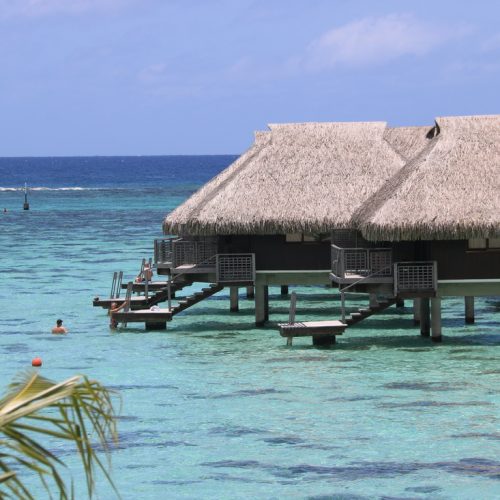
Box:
[23, 182, 30, 210]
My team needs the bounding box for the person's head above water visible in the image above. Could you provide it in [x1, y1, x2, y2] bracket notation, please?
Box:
[56, 319, 63, 326]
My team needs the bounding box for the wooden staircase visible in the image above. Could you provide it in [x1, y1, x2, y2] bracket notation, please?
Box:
[111, 283, 224, 327]
[145, 279, 193, 307]
[343, 298, 398, 326]
[169, 284, 223, 318]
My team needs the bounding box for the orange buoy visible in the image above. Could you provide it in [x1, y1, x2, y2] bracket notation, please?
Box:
[32, 357, 42, 367]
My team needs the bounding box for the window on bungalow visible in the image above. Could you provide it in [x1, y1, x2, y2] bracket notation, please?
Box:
[489, 238, 500, 249]
[467, 238, 500, 250]
[468, 238, 487, 249]
[286, 233, 302, 243]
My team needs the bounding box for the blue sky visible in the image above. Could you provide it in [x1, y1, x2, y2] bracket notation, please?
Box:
[1, 0, 500, 155]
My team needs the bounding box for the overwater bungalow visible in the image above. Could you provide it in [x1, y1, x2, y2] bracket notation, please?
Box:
[157, 121, 430, 325]
[105, 114, 499, 341]
[351, 115, 500, 340]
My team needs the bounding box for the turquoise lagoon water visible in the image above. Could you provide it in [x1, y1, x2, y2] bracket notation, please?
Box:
[0, 157, 499, 499]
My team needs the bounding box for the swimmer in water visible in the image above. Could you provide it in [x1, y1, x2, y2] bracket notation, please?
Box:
[51, 319, 68, 334]
[108, 298, 130, 329]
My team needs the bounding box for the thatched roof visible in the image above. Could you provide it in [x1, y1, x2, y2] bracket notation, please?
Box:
[355, 115, 500, 241]
[384, 126, 433, 161]
[164, 121, 405, 235]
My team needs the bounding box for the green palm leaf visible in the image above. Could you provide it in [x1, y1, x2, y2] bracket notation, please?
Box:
[0, 370, 119, 499]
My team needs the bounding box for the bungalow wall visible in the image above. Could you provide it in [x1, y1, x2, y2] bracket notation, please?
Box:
[391, 240, 500, 280]
[429, 240, 500, 279]
[217, 235, 331, 270]
[214, 235, 500, 278]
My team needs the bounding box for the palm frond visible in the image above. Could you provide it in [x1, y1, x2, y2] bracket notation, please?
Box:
[0, 370, 119, 499]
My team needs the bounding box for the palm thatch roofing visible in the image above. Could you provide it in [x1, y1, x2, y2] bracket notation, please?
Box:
[163, 122, 406, 235]
[384, 126, 433, 161]
[355, 115, 500, 241]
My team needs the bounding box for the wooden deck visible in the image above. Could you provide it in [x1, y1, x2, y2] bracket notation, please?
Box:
[93, 296, 148, 309]
[329, 272, 394, 285]
[172, 264, 216, 274]
[112, 308, 173, 322]
[278, 320, 346, 346]
[120, 281, 170, 292]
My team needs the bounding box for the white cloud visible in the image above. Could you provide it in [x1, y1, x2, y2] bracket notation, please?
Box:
[481, 33, 500, 52]
[138, 63, 169, 85]
[0, 0, 136, 18]
[304, 14, 468, 70]
[137, 62, 204, 99]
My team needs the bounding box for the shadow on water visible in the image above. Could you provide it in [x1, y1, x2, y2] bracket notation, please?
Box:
[115, 317, 500, 349]
[333, 334, 500, 351]
[172, 320, 259, 335]
[200, 457, 500, 481]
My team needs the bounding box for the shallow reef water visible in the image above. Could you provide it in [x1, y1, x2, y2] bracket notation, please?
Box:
[0, 156, 499, 499]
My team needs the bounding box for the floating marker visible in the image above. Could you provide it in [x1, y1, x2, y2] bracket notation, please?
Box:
[23, 182, 30, 210]
[32, 357, 42, 367]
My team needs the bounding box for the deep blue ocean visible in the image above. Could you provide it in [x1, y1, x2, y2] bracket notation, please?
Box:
[0, 156, 499, 499]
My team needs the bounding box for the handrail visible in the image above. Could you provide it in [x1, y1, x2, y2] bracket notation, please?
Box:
[340, 265, 393, 295]
[154, 237, 181, 265]
[339, 265, 393, 322]
[331, 244, 392, 279]
[166, 253, 218, 311]
[172, 238, 216, 269]
[110, 271, 124, 299]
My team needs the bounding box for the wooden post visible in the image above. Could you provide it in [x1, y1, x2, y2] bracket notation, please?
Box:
[420, 298, 430, 337]
[230, 286, 239, 312]
[280, 285, 289, 296]
[396, 298, 405, 308]
[246, 286, 254, 299]
[413, 298, 421, 325]
[312, 335, 336, 347]
[122, 282, 133, 328]
[145, 321, 167, 330]
[255, 285, 267, 326]
[465, 296, 475, 324]
[264, 285, 269, 322]
[167, 275, 172, 311]
[369, 293, 378, 308]
[431, 297, 442, 342]
[289, 292, 297, 324]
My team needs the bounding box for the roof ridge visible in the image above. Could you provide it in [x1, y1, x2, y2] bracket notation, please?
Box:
[353, 134, 441, 236]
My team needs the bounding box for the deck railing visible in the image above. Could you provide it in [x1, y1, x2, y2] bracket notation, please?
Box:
[216, 253, 255, 283]
[154, 237, 179, 265]
[331, 244, 392, 279]
[394, 261, 437, 296]
[172, 239, 217, 269]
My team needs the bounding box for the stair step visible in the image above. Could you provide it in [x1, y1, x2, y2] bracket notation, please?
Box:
[350, 312, 362, 318]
